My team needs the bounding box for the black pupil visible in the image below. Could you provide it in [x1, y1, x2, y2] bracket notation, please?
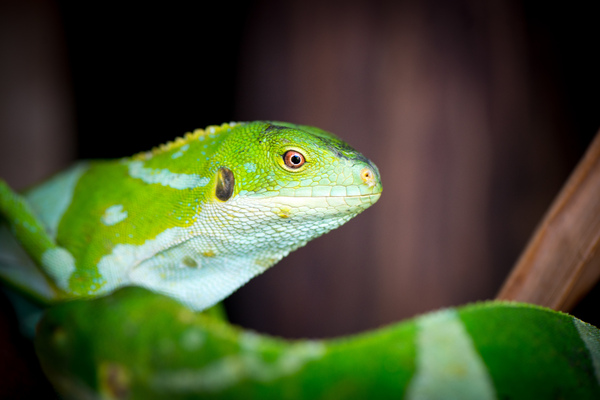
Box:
[291, 154, 301, 164]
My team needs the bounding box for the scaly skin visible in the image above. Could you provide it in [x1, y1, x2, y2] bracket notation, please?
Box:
[3, 121, 600, 398]
[35, 287, 600, 399]
[0, 121, 382, 310]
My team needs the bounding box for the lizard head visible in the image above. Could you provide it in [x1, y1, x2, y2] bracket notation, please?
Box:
[124, 121, 382, 310]
[202, 121, 382, 263]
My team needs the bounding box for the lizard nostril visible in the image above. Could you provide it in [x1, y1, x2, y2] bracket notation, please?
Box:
[360, 167, 376, 187]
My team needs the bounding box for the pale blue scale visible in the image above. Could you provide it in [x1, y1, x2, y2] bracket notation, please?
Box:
[101, 204, 128, 226]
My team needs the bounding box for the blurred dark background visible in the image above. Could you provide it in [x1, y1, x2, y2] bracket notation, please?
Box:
[1, 0, 599, 397]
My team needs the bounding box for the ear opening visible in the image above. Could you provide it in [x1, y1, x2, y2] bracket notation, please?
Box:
[215, 167, 235, 201]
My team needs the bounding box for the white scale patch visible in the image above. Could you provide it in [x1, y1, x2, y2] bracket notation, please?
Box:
[150, 337, 324, 392]
[94, 219, 270, 310]
[406, 309, 496, 400]
[573, 318, 600, 386]
[180, 328, 206, 351]
[171, 144, 190, 159]
[25, 162, 89, 238]
[41, 247, 76, 291]
[243, 162, 257, 173]
[101, 204, 128, 226]
[97, 227, 189, 292]
[128, 160, 209, 189]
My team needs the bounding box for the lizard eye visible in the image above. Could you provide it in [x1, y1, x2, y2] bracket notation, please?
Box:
[283, 150, 305, 169]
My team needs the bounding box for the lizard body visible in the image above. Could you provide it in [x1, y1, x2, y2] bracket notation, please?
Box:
[36, 287, 600, 399]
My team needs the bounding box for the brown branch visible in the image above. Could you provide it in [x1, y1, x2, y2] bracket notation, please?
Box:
[497, 128, 600, 311]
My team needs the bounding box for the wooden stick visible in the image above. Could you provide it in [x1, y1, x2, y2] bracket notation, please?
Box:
[497, 129, 600, 311]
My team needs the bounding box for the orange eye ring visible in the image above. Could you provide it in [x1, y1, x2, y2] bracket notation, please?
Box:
[283, 150, 305, 169]
[360, 167, 376, 187]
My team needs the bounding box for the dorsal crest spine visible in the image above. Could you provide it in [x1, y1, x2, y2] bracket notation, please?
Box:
[132, 121, 244, 161]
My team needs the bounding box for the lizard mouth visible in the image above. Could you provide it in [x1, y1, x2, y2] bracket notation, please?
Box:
[247, 193, 381, 212]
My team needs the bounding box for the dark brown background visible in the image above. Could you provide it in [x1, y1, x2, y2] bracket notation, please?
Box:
[1, 0, 599, 397]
